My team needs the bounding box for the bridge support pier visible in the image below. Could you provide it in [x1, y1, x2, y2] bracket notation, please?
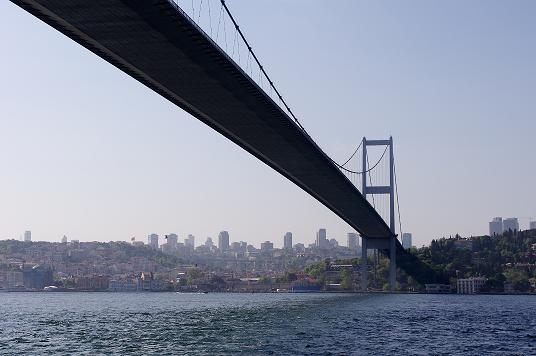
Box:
[360, 235, 397, 292]
[360, 136, 397, 292]
[360, 239, 368, 291]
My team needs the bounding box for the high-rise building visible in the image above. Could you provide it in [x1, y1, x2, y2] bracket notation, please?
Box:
[402, 233, 412, 249]
[166, 233, 178, 248]
[503, 218, 519, 232]
[347, 232, 359, 250]
[185, 234, 195, 248]
[24, 231, 31, 242]
[489, 217, 503, 236]
[205, 237, 214, 247]
[148, 233, 159, 249]
[316, 228, 327, 248]
[283, 232, 293, 250]
[260, 241, 274, 252]
[530, 221, 536, 230]
[218, 231, 230, 251]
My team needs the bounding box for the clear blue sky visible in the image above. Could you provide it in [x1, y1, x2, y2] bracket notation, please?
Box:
[1, 1, 534, 247]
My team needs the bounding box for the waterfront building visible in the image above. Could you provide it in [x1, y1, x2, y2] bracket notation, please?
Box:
[0, 270, 24, 289]
[489, 217, 503, 236]
[457, 277, 487, 294]
[148, 233, 159, 249]
[316, 228, 327, 248]
[75, 275, 110, 290]
[425, 284, 452, 293]
[347, 232, 359, 251]
[503, 218, 519, 232]
[402, 233, 412, 249]
[283, 232, 293, 250]
[531, 221, 536, 230]
[24, 230, 31, 242]
[260, 241, 274, 252]
[218, 231, 230, 251]
[108, 278, 137, 292]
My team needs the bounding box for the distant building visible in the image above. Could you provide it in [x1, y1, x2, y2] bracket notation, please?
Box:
[185, 234, 195, 248]
[161, 242, 174, 254]
[24, 230, 31, 242]
[489, 217, 503, 236]
[75, 275, 110, 290]
[316, 228, 327, 248]
[503, 218, 519, 232]
[425, 284, 452, 293]
[402, 233, 412, 249]
[294, 243, 305, 253]
[531, 221, 536, 230]
[61, 235, 68, 244]
[457, 277, 487, 294]
[0, 269, 24, 289]
[205, 237, 214, 248]
[260, 241, 274, 252]
[231, 241, 241, 253]
[454, 238, 472, 250]
[148, 233, 159, 249]
[108, 278, 137, 292]
[166, 233, 178, 248]
[347, 232, 359, 251]
[218, 231, 230, 251]
[329, 238, 338, 248]
[230, 241, 247, 254]
[283, 232, 293, 250]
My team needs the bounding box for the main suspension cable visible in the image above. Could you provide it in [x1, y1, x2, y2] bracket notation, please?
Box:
[218, 1, 382, 176]
[339, 140, 363, 168]
[336, 145, 388, 175]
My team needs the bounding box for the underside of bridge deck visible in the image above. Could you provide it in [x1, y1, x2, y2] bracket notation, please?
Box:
[10, 0, 444, 285]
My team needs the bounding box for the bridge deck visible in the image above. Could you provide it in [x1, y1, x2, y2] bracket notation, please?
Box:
[11, 0, 393, 239]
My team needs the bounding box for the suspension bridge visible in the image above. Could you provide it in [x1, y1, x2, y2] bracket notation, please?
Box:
[10, 0, 442, 289]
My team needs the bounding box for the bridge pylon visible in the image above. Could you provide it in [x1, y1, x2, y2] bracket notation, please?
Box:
[360, 136, 397, 292]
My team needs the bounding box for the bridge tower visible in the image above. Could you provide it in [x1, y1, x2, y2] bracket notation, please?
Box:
[360, 136, 397, 292]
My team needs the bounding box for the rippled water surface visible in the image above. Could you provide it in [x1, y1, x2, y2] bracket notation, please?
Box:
[0, 293, 535, 355]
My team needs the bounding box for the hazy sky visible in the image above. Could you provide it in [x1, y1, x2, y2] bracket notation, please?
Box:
[1, 1, 535, 247]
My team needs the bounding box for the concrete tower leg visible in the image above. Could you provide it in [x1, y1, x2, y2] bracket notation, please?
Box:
[361, 238, 368, 291]
[389, 236, 396, 292]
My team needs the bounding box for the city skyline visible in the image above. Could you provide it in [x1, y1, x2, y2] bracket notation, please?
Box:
[1, 1, 535, 247]
[4, 228, 361, 249]
[10, 213, 535, 248]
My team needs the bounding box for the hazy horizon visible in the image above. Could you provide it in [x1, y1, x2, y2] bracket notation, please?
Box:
[1, 0, 535, 248]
